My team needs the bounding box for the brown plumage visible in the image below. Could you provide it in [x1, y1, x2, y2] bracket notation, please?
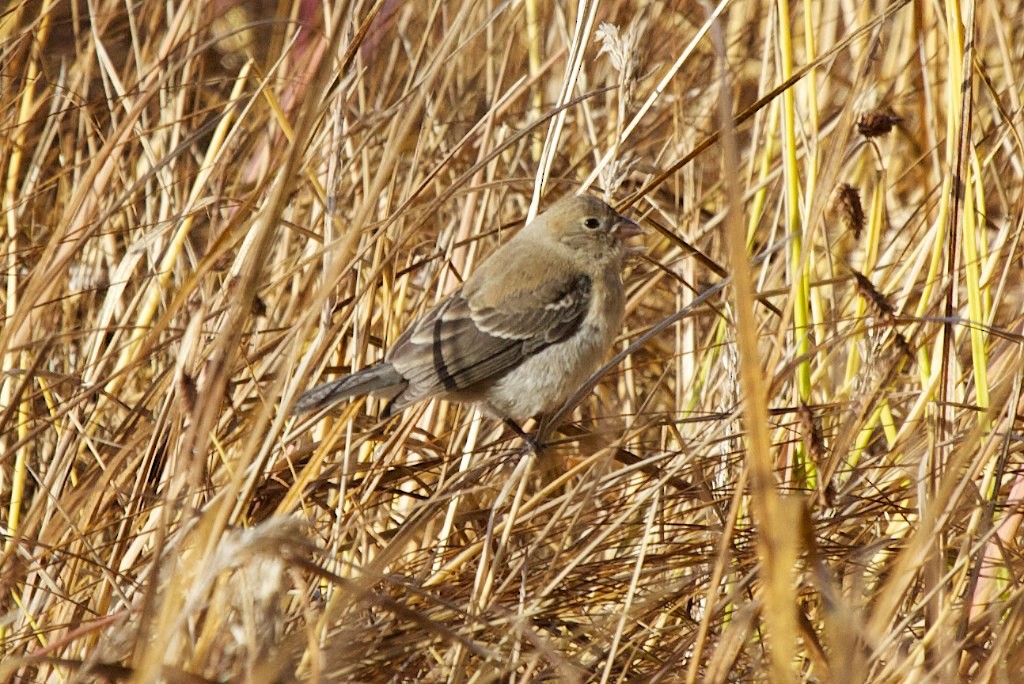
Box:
[292, 194, 641, 424]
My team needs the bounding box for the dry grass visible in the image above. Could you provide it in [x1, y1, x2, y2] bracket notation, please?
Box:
[2, 0, 1024, 681]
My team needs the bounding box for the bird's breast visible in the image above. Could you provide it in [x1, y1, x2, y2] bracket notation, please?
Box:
[480, 269, 626, 422]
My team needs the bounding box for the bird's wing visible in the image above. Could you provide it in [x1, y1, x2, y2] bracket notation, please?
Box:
[386, 273, 592, 407]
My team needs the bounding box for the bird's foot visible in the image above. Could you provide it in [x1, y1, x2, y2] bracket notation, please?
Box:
[503, 418, 543, 454]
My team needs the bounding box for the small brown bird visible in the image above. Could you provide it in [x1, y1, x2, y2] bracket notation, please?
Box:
[292, 194, 641, 435]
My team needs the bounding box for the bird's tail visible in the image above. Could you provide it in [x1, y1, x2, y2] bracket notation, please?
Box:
[291, 362, 405, 415]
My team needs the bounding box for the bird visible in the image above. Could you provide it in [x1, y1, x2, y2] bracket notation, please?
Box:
[292, 194, 642, 442]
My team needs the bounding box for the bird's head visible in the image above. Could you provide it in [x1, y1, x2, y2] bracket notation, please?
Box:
[532, 195, 644, 262]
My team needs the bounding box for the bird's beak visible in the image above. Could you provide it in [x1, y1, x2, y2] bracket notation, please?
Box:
[612, 217, 644, 240]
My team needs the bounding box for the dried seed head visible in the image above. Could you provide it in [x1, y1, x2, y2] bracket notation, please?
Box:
[797, 402, 825, 467]
[852, 270, 896, 326]
[832, 183, 865, 240]
[596, 17, 647, 105]
[857, 109, 902, 138]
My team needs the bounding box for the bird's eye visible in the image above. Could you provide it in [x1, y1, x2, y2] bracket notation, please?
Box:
[583, 217, 601, 230]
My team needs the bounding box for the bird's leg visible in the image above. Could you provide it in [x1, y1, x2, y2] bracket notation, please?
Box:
[502, 418, 543, 453]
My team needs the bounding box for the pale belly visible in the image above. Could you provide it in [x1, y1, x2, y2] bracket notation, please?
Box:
[480, 317, 620, 422]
